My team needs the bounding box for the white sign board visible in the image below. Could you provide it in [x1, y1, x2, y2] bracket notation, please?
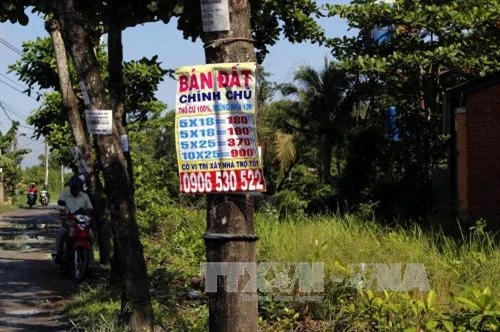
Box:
[201, 0, 230, 32]
[85, 110, 112, 135]
[120, 134, 129, 152]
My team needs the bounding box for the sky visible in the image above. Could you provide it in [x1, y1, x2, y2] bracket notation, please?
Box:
[0, 0, 354, 168]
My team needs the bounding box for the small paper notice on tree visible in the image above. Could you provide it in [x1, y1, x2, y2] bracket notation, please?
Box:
[120, 134, 129, 152]
[85, 110, 112, 135]
[201, 0, 230, 32]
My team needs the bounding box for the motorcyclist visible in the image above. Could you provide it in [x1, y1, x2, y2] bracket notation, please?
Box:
[27, 183, 38, 201]
[52, 177, 93, 263]
[40, 184, 50, 204]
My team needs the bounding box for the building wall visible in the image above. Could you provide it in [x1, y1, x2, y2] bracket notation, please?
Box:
[466, 83, 500, 229]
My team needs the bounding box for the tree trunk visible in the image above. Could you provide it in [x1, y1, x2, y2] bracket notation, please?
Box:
[202, 1, 258, 331]
[108, 6, 134, 186]
[53, 1, 154, 330]
[45, 18, 113, 265]
[107, 0, 135, 310]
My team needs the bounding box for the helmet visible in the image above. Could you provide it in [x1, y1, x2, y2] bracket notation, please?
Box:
[69, 177, 83, 190]
[30, 183, 35, 187]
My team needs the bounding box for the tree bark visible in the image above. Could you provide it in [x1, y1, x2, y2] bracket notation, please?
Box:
[53, 1, 154, 330]
[45, 18, 113, 265]
[108, 0, 135, 189]
[107, 0, 135, 312]
[202, 1, 258, 331]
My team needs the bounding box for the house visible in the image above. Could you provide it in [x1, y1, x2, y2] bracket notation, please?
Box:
[443, 72, 500, 230]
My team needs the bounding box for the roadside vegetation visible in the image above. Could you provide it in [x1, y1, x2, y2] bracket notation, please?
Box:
[66, 205, 499, 331]
[1, 0, 499, 330]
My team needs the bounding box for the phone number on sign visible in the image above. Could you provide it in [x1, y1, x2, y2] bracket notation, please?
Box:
[180, 170, 265, 193]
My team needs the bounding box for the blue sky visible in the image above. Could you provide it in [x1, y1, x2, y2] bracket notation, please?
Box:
[0, 0, 353, 168]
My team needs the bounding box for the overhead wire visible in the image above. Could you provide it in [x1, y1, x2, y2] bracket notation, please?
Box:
[0, 37, 44, 101]
[0, 37, 23, 56]
[0, 100, 13, 122]
[0, 99, 30, 118]
[0, 78, 40, 101]
[0, 74, 44, 100]
[0, 73, 27, 90]
[0, 100, 35, 132]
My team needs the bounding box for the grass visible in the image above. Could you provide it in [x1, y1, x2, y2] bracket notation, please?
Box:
[65, 284, 124, 331]
[256, 214, 500, 299]
[66, 207, 500, 331]
[0, 202, 17, 213]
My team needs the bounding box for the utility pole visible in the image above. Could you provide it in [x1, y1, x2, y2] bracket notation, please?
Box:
[61, 164, 65, 191]
[12, 134, 17, 153]
[44, 142, 49, 187]
[201, 1, 258, 331]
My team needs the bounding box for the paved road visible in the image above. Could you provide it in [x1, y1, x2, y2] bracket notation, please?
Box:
[0, 205, 75, 331]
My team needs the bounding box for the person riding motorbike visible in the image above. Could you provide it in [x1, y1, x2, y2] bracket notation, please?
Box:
[27, 183, 38, 201]
[40, 184, 50, 205]
[52, 177, 93, 263]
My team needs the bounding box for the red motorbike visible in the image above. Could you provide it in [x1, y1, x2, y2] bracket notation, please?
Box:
[56, 201, 94, 282]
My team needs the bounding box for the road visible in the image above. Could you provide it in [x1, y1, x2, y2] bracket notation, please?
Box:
[0, 205, 75, 331]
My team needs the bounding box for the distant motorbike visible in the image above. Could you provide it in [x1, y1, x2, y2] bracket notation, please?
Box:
[27, 192, 36, 208]
[56, 200, 94, 282]
[40, 191, 49, 206]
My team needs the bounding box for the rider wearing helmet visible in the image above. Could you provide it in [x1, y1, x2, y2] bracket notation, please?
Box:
[26, 182, 38, 205]
[52, 177, 93, 262]
[27, 182, 38, 195]
[40, 184, 50, 204]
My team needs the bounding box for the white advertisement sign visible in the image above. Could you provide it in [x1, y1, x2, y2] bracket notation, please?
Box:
[201, 0, 230, 32]
[85, 110, 112, 135]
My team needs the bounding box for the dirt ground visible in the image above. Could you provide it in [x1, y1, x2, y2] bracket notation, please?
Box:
[0, 205, 76, 331]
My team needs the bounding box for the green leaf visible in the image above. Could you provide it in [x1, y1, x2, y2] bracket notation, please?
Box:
[454, 297, 482, 311]
[442, 320, 454, 332]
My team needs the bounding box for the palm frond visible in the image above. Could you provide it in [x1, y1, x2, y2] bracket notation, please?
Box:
[273, 131, 296, 172]
[279, 83, 299, 97]
[294, 64, 322, 97]
[0, 155, 15, 168]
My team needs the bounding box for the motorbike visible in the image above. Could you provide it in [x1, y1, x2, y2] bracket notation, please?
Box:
[40, 191, 49, 206]
[27, 192, 36, 208]
[56, 200, 94, 282]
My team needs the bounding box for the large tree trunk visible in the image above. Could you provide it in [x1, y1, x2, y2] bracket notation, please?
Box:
[202, 1, 258, 331]
[107, 0, 136, 313]
[108, 6, 134, 186]
[45, 18, 112, 265]
[54, 1, 154, 330]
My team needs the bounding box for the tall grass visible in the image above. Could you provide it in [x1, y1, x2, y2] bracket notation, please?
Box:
[67, 208, 499, 330]
[256, 213, 500, 299]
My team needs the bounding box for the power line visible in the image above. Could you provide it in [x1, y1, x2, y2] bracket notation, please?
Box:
[0, 73, 29, 90]
[0, 101, 34, 132]
[0, 74, 44, 99]
[0, 75, 43, 99]
[0, 100, 13, 122]
[0, 78, 40, 101]
[0, 37, 23, 56]
[18, 135, 39, 145]
[0, 74, 44, 103]
[0, 99, 30, 118]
